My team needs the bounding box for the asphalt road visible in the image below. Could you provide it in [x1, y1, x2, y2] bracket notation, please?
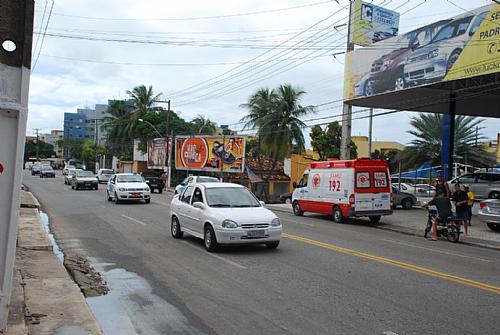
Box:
[23, 171, 500, 335]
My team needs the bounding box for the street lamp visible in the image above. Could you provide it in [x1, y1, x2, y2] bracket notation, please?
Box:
[138, 118, 163, 138]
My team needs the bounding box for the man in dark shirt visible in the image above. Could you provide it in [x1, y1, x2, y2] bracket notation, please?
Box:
[451, 183, 469, 235]
[427, 190, 453, 240]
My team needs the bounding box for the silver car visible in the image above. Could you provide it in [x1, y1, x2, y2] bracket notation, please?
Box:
[478, 199, 500, 232]
[391, 185, 418, 210]
[449, 172, 500, 199]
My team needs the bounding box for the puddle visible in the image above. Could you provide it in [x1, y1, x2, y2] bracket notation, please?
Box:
[87, 261, 204, 335]
[40, 211, 64, 263]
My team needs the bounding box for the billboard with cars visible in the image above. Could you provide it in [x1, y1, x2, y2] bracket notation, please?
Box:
[344, 4, 498, 101]
[147, 138, 168, 170]
[351, 0, 400, 46]
[175, 136, 245, 173]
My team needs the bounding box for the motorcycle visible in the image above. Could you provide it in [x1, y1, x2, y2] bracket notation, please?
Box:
[424, 205, 461, 243]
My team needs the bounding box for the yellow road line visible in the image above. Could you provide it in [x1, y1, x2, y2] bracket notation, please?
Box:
[283, 233, 500, 295]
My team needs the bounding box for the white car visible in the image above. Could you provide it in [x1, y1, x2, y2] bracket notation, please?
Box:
[175, 175, 220, 195]
[96, 168, 114, 183]
[63, 165, 76, 176]
[64, 168, 82, 185]
[106, 173, 151, 204]
[71, 170, 99, 190]
[170, 182, 282, 252]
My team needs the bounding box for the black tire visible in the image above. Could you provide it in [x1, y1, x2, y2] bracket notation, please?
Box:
[204, 225, 219, 252]
[333, 206, 344, 224]
[369, 215, 381, 224]
[171, 216, 183, 238]
[292, 201, 304, 216]
[486, 222, 500, 232]
[114, 192, 121, 204]
[266, 241, 280, 249]
[158, 188, 163, 194]
[145, 198, 151, 204]
[71, 184, 74, 190]
[106, 191, 112, 202]
[402, 198, 413, 210]
[488, 191, 500, 199]
[94, 184, 98, 190]
[446, 225, 460, 243]
[446, 49, 462, 73]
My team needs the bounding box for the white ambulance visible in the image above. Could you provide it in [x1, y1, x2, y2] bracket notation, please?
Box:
[292, 158, 392, 223]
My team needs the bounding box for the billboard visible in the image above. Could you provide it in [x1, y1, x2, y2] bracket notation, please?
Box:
[351, 0, 400, 46]
[147, 138, 168, 169]
[344, 4, 497, 101]
[175, 136, 245, 173]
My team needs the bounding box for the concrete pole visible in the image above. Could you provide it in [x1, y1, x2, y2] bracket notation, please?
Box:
[0, 0, 34, 331]
[340, 0, 355, 160]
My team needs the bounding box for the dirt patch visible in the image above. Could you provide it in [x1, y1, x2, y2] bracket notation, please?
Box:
[63, 254, 109, 297]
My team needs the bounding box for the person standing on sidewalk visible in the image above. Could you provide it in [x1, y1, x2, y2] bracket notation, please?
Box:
[435, 174, 451, 198]
[451, 183, 470, 235]
[464, 184, 474, 227]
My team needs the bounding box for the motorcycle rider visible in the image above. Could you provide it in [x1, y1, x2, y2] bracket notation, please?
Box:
[425, 189, 453, 241]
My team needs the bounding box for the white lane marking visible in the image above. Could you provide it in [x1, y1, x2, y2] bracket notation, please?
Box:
[381, 239, 492, 263]
[121, 214, 147, 226]
[383, 331, 399, 335]
[281, 218, 315, 227]
[182, 241, 247, 270]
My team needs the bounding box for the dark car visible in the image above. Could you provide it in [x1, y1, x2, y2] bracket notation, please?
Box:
[279, 192, 292, 204]
[40, 165, 55, 178]
[71, 170, 99, 190]
[363, 19, 451, 96]
[141, 171, 165, 193]
[31, 164, 42, 175]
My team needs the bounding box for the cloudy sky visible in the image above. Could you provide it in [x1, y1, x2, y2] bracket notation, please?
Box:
[28, 0, 499, 146]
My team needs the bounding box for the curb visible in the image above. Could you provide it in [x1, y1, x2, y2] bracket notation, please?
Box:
[266, 205, 500, 251]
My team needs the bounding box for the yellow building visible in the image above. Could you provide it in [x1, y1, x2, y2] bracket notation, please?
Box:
[483, 133, 500, 164]
[352, 136, 405, 158]
[285, 150, 320, 191]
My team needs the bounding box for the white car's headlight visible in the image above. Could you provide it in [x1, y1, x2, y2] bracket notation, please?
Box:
[222, 219, 238, 228]
[118, 188, 126, 191]
[144, 187, 150, 191]
[271, 218, 281, 227]
[428, 49, 439, 58]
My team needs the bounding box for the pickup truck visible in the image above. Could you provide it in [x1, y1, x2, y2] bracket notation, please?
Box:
[141, 171, 165, 193]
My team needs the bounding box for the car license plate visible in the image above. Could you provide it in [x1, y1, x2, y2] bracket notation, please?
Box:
[151, 183, 157, 187]
[489, 207, 500, 214]
[85, 183, 91, 187]
[247, 230, 265, 238]
[130, 193, 141, 198]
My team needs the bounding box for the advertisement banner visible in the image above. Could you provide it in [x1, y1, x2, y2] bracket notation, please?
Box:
[344, 4, 496, 101]
[147, 138, 168, 170]
[351, 0, 400, 46]
[175, 136, 245, 173]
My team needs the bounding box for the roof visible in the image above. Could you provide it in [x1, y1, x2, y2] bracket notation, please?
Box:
[198, 182, 245, 189]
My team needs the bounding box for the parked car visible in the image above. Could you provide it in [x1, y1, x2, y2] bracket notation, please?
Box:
[40, 165, 55, 178]
[449, 172, 500, 199]
[63, 165, 76, 176]
[279, 192, 292, 204]
[71, 170, 99, 190]
[170, 182, 282, 252]
[362, 19, 451, 96]
[106, 173, 151, 204]
[415, 184, 436, 197]
[478, 199, 500, 232]
[31, 164, 42, 175]
[96, 169, 114, 184]
[393, 182, 417, 194]
[391, 185, 418, 209]
[404, 10, 487, 86]
[175, 175, 220, 195]
[141, 171, 165, 193]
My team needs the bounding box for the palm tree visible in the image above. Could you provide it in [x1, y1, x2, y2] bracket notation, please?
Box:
[396, 113, 495, 169]
[102, 100, 134, 159]
[190, 115, 217, 135]
[125, 85, 163, 136]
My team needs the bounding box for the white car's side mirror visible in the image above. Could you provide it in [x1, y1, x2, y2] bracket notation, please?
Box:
[259, 201, 265, 206]
[193, 202, 206, 210]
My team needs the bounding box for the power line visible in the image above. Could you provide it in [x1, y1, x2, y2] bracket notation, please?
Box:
[32, 0, 54, 71]
[43, 0, 334, 21]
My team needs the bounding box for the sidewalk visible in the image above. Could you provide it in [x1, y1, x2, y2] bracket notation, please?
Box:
[266, 203, 500, 250]
[5, 191, 103, 335]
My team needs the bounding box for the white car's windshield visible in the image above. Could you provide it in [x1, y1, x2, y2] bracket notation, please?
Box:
[117, 175, 144, 183]
[77, 171, 95, 177]
[101, 170, 114, 175]
[198, 177, 219, 183]
[205, 187, 260, 208]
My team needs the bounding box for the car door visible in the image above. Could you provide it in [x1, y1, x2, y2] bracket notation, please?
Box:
[476, 173, 495, 199]
[108, 175, 117, 198]
[178, 185, 195, 230]
[189, 187, 206, 234]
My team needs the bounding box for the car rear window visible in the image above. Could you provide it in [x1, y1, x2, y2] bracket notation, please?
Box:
[198, 177, 219, 183]
[356, 172, 371, 189]
[102, 170, 114, 174]
[374, 172, 388, 188]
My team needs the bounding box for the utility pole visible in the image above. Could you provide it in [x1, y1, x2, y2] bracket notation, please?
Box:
[368, 108, 373, 158]
[94, 119, 99, 173]
[159, 99, 173, 189]
[340, 0, 355, 160]
[34, 128, 41, 161]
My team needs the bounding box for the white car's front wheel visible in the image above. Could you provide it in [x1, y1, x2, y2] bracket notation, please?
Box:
[171, 217, 183, 238]
[106, 190, 113, 202]
[204, 225, 219, 252]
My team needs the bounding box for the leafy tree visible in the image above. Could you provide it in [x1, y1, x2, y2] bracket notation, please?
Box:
[190, 115, 217, 135]
[124, 85, 163, 136]
[310, 121, 357, 160]
[396, 113, 495, 169]
[103, 100, 134, 160]
[373, 149, 399, 172]
[24, 140, 54, 161]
